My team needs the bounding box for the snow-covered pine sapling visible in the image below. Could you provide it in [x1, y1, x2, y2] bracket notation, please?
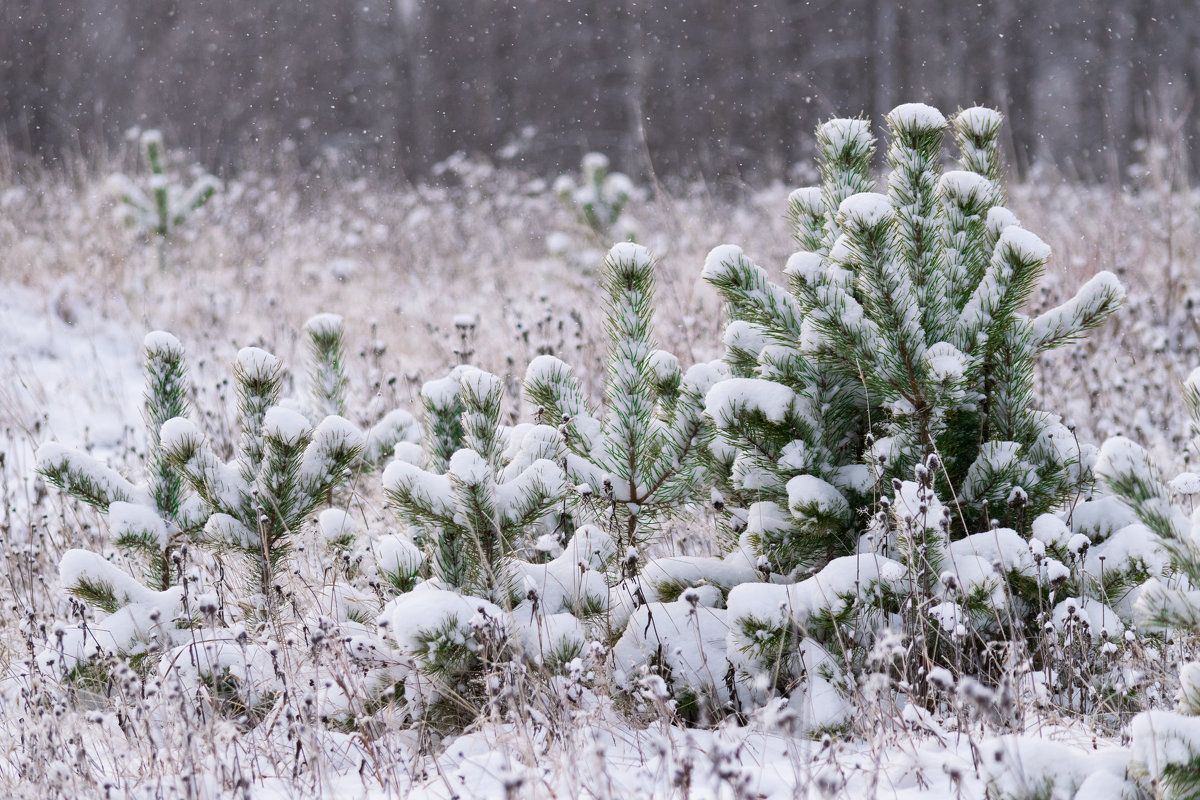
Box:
[305, 313, 348, 419]
[303, 312, 419, 467]
[107, 129, 220, 270]
[703, 118, 879, 571]
[553, 152, 637, 242]
[159, 346, 364, 622]
[525, 243, 718, 556]
[38, 332, 205, 599]
[705, 104, 1124, 577]
[383, 367, 568, 600]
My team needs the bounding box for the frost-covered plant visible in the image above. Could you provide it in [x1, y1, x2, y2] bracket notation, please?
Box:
[384, 367, 569, 599]
[525, 242, 719, 556]
[704, 104, 1124, 577]
[38, 332, 203, 600]
[159, 346, 364, 620]
[553, 152, 637, 242]
[107, 129, 219, 269]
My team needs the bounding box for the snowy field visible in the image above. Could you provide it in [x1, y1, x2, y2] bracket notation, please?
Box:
[3, 130, 1200, 799]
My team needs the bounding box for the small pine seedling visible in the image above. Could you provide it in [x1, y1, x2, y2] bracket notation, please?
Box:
[384, 367, 568, 600]
[554, 153, 637, 242]
[107, 129, 220, 270]
[159, 346, 364, 622]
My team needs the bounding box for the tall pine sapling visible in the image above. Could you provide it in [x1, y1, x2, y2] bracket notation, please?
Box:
[705, 104, 1124, 577]
[525, 242, 718, 559]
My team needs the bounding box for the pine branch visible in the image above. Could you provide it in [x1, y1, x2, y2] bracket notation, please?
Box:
[304, 313, 348, 419]
[36, 444, 139, 510]
[233, 347, 283, 484]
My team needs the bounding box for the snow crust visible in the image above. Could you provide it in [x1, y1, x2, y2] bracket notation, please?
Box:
[262, 406, 312, 444]
[374, 533, 423, 576]
[109, 500, 170, 549]
[377, 588, 504, 662]
[786, 474, 848, 519]
[783, 250, 823, 281]
[705, 378, 795, 426]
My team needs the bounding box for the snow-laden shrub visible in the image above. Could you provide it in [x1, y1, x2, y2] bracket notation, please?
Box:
[35, 330, 400, 722]
[525, 242, 719, 559]
[373, 525, 613, 729]
[159, 346, 365, 620]
[384, 366, 569, 599]
[106, 129, 219, 269]
[703, 104, 1123, 577]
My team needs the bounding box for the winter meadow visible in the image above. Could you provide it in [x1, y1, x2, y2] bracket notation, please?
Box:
[5, 10, 1200, 794]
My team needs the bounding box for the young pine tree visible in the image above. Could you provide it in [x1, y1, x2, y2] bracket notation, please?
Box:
[159, 346, 363, 621]
[38, 332, 204, 601]
[525, 242, 718, 559]
[383, 367, 568, 600]
[107, 129, 220, 270]
[704, 104, 1123, 577]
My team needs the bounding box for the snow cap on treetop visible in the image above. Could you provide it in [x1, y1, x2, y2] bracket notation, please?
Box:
[816, 118, 872, 153]
[701, 244, 745, 281]
[304, 313, 343, 338]
[606, 241, 653, 268]
[159, 416, 200, 452]
[886, 102, 947, 132]
[144, 330, 183, 356]
[788, 187, 823, 216]
[954, 106, 1003, 136]
[235, 346, 280, 381]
